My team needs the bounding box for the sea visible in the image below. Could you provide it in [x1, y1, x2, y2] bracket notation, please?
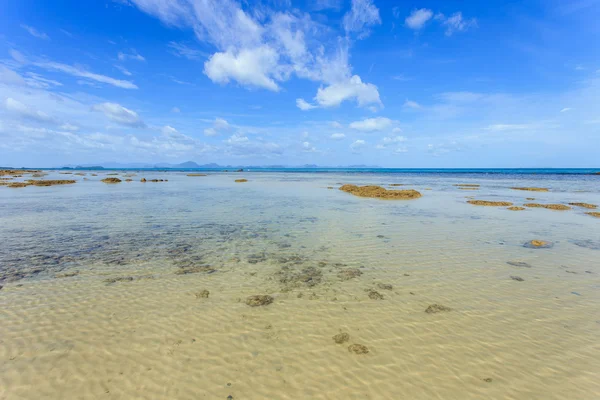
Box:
[0, 168, 599, 399]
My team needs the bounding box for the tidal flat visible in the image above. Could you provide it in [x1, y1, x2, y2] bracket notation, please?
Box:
[0, 170, 599, 399]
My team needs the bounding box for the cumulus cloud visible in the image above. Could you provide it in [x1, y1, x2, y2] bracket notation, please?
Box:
[4, 98, 56, 123]
[350, 139, 366, 152]
[92, 102, 146, 127]
[405, 9, 433, 30]
[349, 117, 392, 131]
[403, 100, 421, 109]
[21, 24, 50, 40]
[301, 141, 317, 152]
[204, 117, 231, 136]
[435, 12, 477, 36]
[34, 61, 137, 89]
[314, 75, 381, 108]
[118, 49, 146, 61]
[296, 98, 317, 110]
[343, 0, 381, 39]
[172, 107, 181, 113]
[127, 0, 381, 108]
[330, 133, 346, 140]
[224, 132, 282, 156]
[60, 123, 80, 131]
[383, 135, 406, 144]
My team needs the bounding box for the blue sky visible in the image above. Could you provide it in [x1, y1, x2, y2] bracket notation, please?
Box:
[0, 0, 599, 167]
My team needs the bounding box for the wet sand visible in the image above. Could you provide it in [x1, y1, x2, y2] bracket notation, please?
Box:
[0, 170, 599, 399]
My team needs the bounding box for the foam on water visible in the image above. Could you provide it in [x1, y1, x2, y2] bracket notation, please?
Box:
[1, 170, 599, 399]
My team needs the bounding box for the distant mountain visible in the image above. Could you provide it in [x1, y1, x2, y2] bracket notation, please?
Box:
[58, 161, 382, 169]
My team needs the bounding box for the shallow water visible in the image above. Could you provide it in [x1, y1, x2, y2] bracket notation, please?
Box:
[1, 171, 599, 399]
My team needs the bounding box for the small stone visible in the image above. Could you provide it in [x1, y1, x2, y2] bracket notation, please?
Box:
[366, 289, 384, 300]
[377, 283, 393, 290]
[425, 304, 452, 313]
[348, 344, 369, 354]
[524, 240, 553, 249]
[333, 332, 350, 344]
[510, 276, 524, 282]
[245, 295, 274, 307]
[483, 378, 493, 383]
[507, 261, 532, 268]
[195, 289, 210, 298]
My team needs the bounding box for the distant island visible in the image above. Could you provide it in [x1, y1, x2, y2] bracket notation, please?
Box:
[55, 161, 382, 169]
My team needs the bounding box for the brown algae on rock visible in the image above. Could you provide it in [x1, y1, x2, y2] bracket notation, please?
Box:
[245, 295, 274, 307]
[333, 332, 350, 344]
[510, 187, 549, 192]
[523, 240, 554, 249]
[507, 206, 526, 211]
[348, 344, 369, 354]
[338, 268, 363, 281]
[467, 200, 513, 207]
[510, 276, 525, 282]
[7, 182, 29, 188]
[586, 212, 600, 218]
[568, 202, 597, 209]
[425, 304, 452, 313]
[366, 289, 384, 300]
[101, 178, 122, 184]
[377, 283, 393, 290]
[235, 179, 248, 183]
[187, 173, 207, 176]
[339, 184, 421, 200]
[195, 290, 210, 299]
[454, 184, 480, 187]
[524, 203, 570, 210]
[27, 180, 76, 186]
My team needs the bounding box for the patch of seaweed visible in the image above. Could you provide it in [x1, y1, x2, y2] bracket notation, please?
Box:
[425, 304, 452, 313]
[586, 212, 600, 218]
[174, 265, 216, 275]
[187, 173, 207, 177]
[339, 184, 422, 200]
[338, 268, 363, 281]
[467, 200, 513, 206]
[245, 295, 274, 307]
[523, 240, 553, 249]
[568, 202, 597, 209]
[235, 179, 248, 183]
[524, 203, 570, 210]
[507, 206, 526, 211]
[348, 344, 369, 354]
[101, 178, 122, 184]
[278, 266, 323, 288]
[511, 187, 549, 192]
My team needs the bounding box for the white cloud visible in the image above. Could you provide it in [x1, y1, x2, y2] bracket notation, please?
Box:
[315, 75, 381, 108]
[436, 92, 483, 102]
[224, 133, 282, 156]
[350, 139, 366, 152]
[343, 0, 381, 39]
[21, 24, 50, 40]
[403, 100, 421, 109]
[296, 98, 317, 110]
[435, 12, 477, 36]
[301, 141, 317, 152]
[204, 117, 231, 136]
[10, 49, 27, 64]
[394, 146, 408, 153]
[484, 124, 531, 131]
[60, 123, 79, 131]
[24, 72, 63, 89]
[330, 121, 343, 128]
[0, 66, 26, 86]
[349, 117, 392, 131]
[92, 102, 146, 127]
[115, 65, 132, 76]
[118, 49, 146, 61]
[330, 133, 346, 140]
[168, 41, 206, 60]
[405, 9, 433, 30]
[172, 107, 181, 113]
[392, 127, 402, 133]
[34, 61, 137, 89]
[383, 135, 406, 144]
[204, 46, 282, 91]
[4, 98, 55, 123]
[560, 107, 572, 112]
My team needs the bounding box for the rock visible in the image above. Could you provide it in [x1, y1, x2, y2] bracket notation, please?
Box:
[568, 202, 597, 209]
[195, 290, 210, 298]
[245, 295, 274, 307]
[7, 182, 28, 188]
[333, 332, 350, 344]
[425, 304, 452, 313]
[339, 184, 422, 200]
[571, 239, 600, 250]
[125, 179, 133, 182]
[187, 173, 207, 176]
[507, 261, 532, 268]
[526, 197, 535, 200]
[524, 203, 570, 210]
[338, 268, 363, 281]
[348, 344, 369, 354]
[507, 206, 526, 211]
[141, 178, 147, 182]
[104, 276, 134, 284]
[377, 283, 393, 290]
[236, 169, 244, 172]
[175, 265, 216, 275]
[55, 271, 79, 278]
[523, 240, 554, 249]
[453, 184, 480, 187]
[235, 179, 248, 183]
[101, 178, 122, 184]
[247, 253, 267, 264]
[366, 289, 384, 300]
[483, 378, 493, 383]
[467, 200, 513, 206]
[586, 212, 600, 218]
[26, 180, 76, 186]
[279, 266, 322, 288]
[510, 187, 549, 192]
[510, 276, 524, 281]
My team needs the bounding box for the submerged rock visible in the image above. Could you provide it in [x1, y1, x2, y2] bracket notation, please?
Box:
[338, 268, 363, 281]
[524, 203, 570, 210]
[571, 239, 600, 250]
[187, 173, 207, 176]
[7, 182, 28, 188]
[245, 295, 274, 307]
[366, 289, 384, 300]
[510, 187, 549, 192]
[425, 304, 452, 313]
[175, 265, 216, 275]
[279, 266, 322, 288]
[507, 206, 526, 211]
[195, 289, 210, 298]
[568, 202, 597, 209]
[235, 179, 248, 183]
[339, 184, 422, 200]
[507, 261, 532, 268]
[104, 276, 134, 284]
[586, 212, 600, 218]
[467, 200, 513, 206]
[523, 240, 554, 249]
[377, 283, 393, 290]
[141, 178, 147, 182]
[101, 178, 122, 184]
[510, 276, 525, 282]
[348, 344, 369, 354]
[27, 179, 76, 186]
[55, 271, 79, 278]
[333, 332, 350, 344]
[454, 184, 480, 187]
